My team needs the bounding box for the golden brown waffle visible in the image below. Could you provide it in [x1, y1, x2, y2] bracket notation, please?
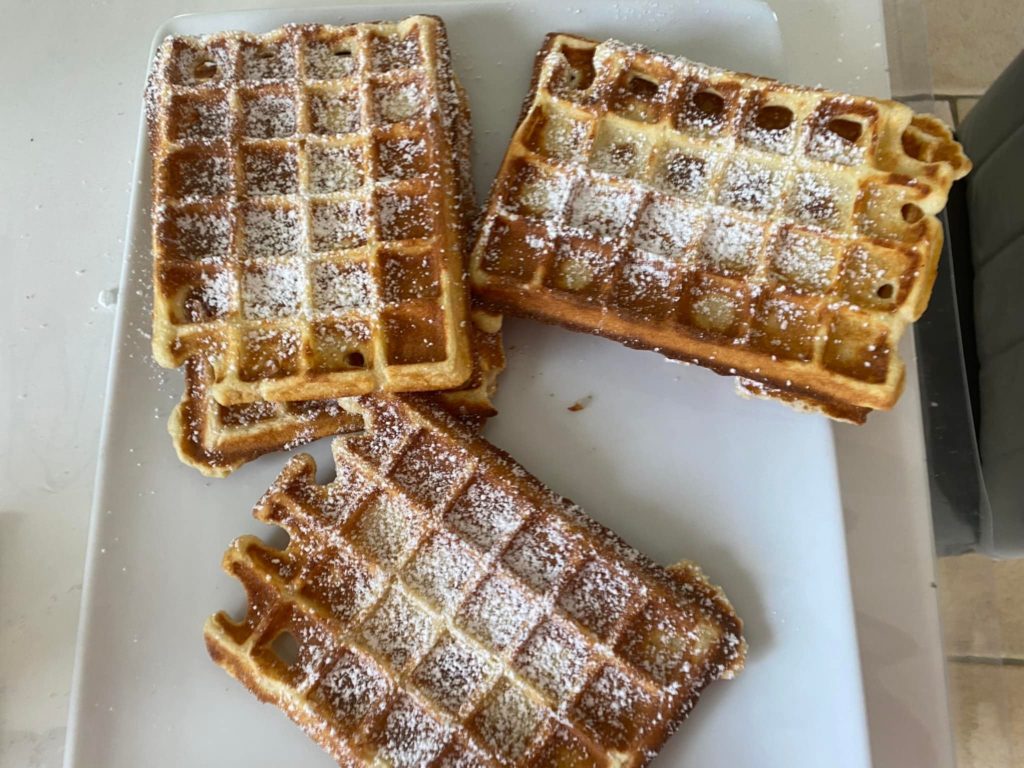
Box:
[469, 34, 971, 422]
[171, 310, 506, 477]
[205, 395, 745, 766]
[147, 16, 473, 405]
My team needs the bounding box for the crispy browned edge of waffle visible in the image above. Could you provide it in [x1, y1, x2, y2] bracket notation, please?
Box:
[170, 311, 504, 477]
[204, 395, 745, 766]
[472, 33, 971, 423]
[145, 16, 475, 402]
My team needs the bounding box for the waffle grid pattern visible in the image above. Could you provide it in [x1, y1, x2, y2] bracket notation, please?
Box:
[172, 311, 506, 477]
[206, 396, 744, 767]
[148, 17, 471, 405]
[470, 35, 970, 419]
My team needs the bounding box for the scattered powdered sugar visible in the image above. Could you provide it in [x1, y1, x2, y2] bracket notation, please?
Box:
[169, 42, 233, 87]
[309, 90, 361, 134]
[474, 681, 546, 761]
[371, 33, 422, 72]
[632, 198, 703, 258]
[786, 172, 840, 228]
[572, 664, 654, 746]
[196, 270, 235, 318]
[311, 260, 378, 316]
[411, 634, 494, 714]
[377, 136, 428, 181]
[619, 252, 676, 300]
[402, 531, 481, 611]
[806, 121, 866, 165]
[700, 216, 763, 273]
[567, 181, 638, 242]
[351, 495, 421, 567]
[241, 204, 303, 258]
[243, 146, 299, 195]
[304, 41, 358, 81]
[308, 143, 365, 192]
[740, 117, 796, 156]
[374, 81, 426, 124]
[163, 207, 233, 261]
[377, 189, 433, 241]
[515, 168, 570, 219]
[170, 150, 233, 200]
[770, 228, 839, 291]
[239, 40, 297, 82]
[360, 586, 437, 670]
[657, 150, 711, 198]
[240, 327, 302, 373]
[375, 698, 450, 767]
[558, 558, 641, 639]
[242, 261, 305, 319]
[718, 159, 784, 213]
[172, 95, 230, 143]
[211, 394, 746, 766]
[243, 93, 297, 138]
[392, 434, 470, 509]
[515, 619, 591, 699]
[458, 575, 540, 651]
[444, 478, 525, 552]
[501, 520, 576, 593]
[590, 131, 650, 178]
[315, 650, 389, 726]
[759, 297, 815, 338]
[537, 112, 590, 162]
[310, 200, 368, 251]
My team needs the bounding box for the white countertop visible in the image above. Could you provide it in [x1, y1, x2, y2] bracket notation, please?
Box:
[0, 1, 951, 766]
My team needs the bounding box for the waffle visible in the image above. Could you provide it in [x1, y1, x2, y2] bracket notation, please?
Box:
[205, 395, 745, 766]
[171, 310, 506, 477]
[469, 34, 971, 422]
[147, 16, 474, 405]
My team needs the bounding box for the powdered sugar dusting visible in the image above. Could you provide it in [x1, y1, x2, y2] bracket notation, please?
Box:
[515, 619, 591, 700]
[361, 586, 437, 670]
[311, 260, 377, 316]
[458, 574, 540, 651]
[403, 531, 481, 611]
[242, 261, 305, 319]
[151, 19, 469, 394]
[444, 478, 525, 552]
[411, 634, 495, 714]
[474, 681, 546, 761]
[471, 33, 951, 411]
[242, 92, 297, 138]
[210, 394, 746, 766]
[375, 698, 450, 767]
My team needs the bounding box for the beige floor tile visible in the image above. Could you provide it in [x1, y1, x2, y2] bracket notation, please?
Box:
[994, 557, 1024, 658]
[947, 661, 1024, 768]
[938, 554, 1024, 659]
[956, 97, 980, 124]
[924, 0, 1024, 94]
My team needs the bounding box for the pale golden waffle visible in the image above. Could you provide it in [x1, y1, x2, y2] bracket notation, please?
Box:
[171, 310, 506, 477]
[470, 34, 971, 422]
[147, 16, 473, 405]
[205, 395, 745, 766]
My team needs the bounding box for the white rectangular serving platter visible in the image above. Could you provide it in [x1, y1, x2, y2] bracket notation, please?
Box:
[64, 1, 871, 766]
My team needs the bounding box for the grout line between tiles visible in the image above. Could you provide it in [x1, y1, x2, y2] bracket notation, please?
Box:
[947, 655, 1024, 667]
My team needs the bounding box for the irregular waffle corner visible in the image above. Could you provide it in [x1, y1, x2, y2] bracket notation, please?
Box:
[469, 34, 971, 422]
[170, 310, 506, 477]
[205, 395, 745, 766]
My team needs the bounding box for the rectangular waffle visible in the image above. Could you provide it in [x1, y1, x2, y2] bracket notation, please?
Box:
[469, 34, 971, 422]
[147, 16, 474, 405]
[205, 395, 745, 766]
[171, 310, 506, 477]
